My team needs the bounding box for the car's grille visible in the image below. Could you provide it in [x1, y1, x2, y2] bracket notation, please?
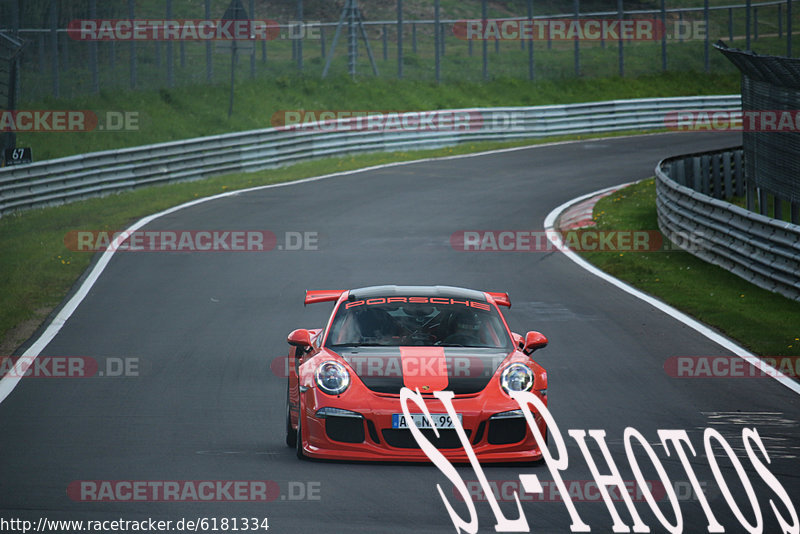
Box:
[487, 417, 527, 445]
[381, 428, 471, 449]
[325, 416, 365, 444]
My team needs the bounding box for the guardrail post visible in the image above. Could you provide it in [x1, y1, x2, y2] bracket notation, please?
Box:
[675, 159, 685, 185]
[711, 153, 721, 198]
[693, 157, 702, 192]
[734, 150, 744, 197]
[722, 152, 732, 199]
[773, 193, 782, 220]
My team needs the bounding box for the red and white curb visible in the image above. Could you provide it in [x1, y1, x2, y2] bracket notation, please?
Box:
[556, 186, 626, 230]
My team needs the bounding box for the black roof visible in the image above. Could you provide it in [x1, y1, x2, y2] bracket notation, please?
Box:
[348, 285, 487, 301]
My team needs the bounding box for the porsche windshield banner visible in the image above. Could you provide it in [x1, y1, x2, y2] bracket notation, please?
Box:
[400, 388, 798, 534]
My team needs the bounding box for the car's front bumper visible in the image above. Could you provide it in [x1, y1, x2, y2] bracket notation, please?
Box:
[297, 385, 547, 463]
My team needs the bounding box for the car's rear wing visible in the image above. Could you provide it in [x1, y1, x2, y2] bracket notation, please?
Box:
[486, 292, 511, 307]
[304, 290, 346, 305]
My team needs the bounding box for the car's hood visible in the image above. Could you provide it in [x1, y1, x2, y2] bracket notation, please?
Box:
[331, 346, 510, 394]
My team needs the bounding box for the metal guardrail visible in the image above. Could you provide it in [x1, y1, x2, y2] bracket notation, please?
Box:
[656, 147, 800, 302]
[0, 94, 741, 216]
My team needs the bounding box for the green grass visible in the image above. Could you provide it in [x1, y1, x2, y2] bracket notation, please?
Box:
[579, 178, 800, 358]
[19, 70, 741, 161]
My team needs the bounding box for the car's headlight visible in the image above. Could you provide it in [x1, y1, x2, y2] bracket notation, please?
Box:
[500, 363, 534, 394]
[314, 361, 350, 395]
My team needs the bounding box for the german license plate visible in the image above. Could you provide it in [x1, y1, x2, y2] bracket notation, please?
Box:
[392, 413, 462, 429]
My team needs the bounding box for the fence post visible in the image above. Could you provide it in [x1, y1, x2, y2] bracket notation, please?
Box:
[788, 0, 793, 57]
[38, 33, 45, 74]
[412, 23, 417, 53]
[250, 0, 256, 77]
[397, 0, 403, 78]
[61, 30, 69, 72]
[573, 0, 580, 76]
[704, 0, 709, 72]
[203, 0, 212, 81]
[383, 24, 388, 61]
[661, 0, 667, 70]
[50, 0, 59, 98]
[746, 0, 751, 49]
[435, 0, 441, 83]
[297, 0, 303, 72]
[617, 0, 624, 77]
[527, 0, 534, 81]
[166, 0, 174, 87]
[130, 0, 137, 88]
[482, 0, 488, 80]
[728, 8, 733, 42]
[89, 0, 99, 93]
[754, 7, 758, 41]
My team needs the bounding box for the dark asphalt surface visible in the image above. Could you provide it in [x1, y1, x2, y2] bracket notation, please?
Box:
[2, 131, 798, 533]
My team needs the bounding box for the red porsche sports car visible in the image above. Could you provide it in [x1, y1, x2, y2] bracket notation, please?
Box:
[285, 285, 550, 462]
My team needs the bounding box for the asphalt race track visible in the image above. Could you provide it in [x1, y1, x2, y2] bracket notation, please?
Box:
[2, 131, 798, 533]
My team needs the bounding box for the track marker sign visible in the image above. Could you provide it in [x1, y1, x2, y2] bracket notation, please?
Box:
[2, 147, 31, 166]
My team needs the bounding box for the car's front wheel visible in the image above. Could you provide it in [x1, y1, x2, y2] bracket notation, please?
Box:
[295, 415, 306, 460]
[285, 385, 296, 448]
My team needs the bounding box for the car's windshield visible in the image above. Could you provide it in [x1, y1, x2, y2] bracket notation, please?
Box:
[325, 297, 512, 349]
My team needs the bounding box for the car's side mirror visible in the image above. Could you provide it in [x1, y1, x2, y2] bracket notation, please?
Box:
[523, 331, 548, 355]
[287, 329, 313, 348]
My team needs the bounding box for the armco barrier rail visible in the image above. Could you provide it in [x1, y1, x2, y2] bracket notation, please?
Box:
[656, 147, 800, 302]
[0, 95, 741, 216]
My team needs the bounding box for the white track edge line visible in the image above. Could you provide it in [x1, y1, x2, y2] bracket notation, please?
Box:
[0, 131, 757, 402]
[0, 134, 650, 404]
[543, 183, 800, 397]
